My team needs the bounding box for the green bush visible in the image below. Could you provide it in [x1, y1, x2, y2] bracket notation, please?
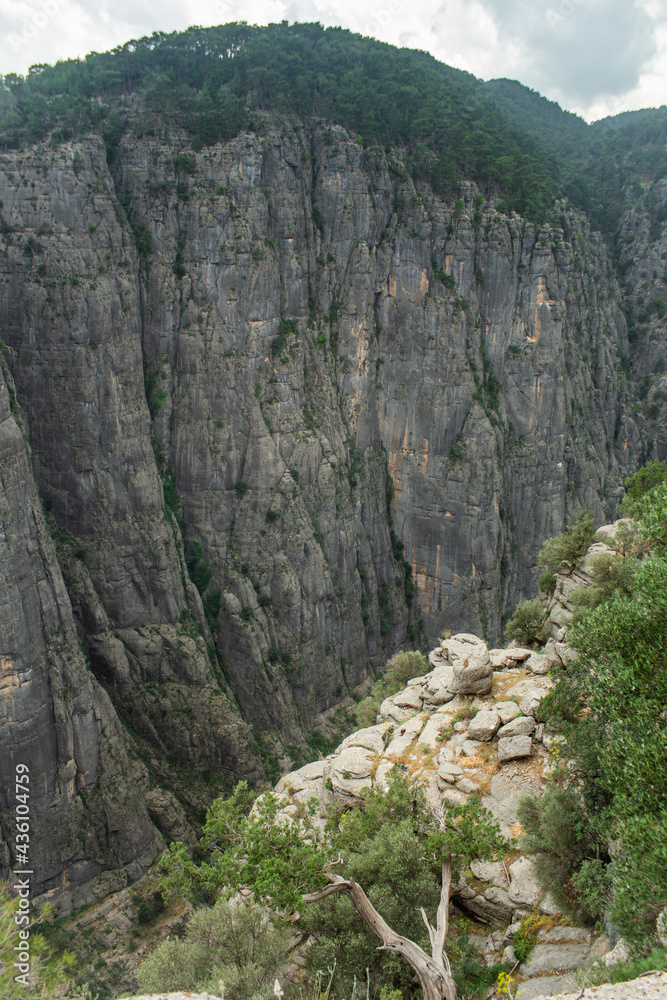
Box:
[504, 598, 547, 646]
[620, 459, 667, 513]
[529, 475, 667, 943]
[538, 571, 557, 595]
[137, 897, 290, 1000]
[517, 786, 609, 925]
[538, 508, 596, 572]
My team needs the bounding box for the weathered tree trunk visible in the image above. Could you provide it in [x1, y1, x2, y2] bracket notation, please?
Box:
[303, 860, 457, 1000]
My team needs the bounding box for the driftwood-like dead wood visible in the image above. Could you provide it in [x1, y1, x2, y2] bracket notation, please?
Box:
[303, 862, 458, 1000]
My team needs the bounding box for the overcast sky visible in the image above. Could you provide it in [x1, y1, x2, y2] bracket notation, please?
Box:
[1, 0, 666, 122]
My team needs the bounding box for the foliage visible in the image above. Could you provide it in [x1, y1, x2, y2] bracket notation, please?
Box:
[620, 459, 667, 513]
[355, 651, 428, 728]
[570, 551, 639, 619]
[538, 571, 557, 595]
[517, 786, 609, 925]
[527, 472, 667, 943]
[538, 508, 596, 573]
[137, 896, 291, 1000]
[0, 885, 76, 999]
[158, 773, 507, 999]
[503, 598, 547, 647]
[577, 947, 667, 989]
[185, 538, 213, 595]
[0, 23, 560, 222]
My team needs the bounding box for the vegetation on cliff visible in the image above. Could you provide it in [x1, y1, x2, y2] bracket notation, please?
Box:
[0, 23, 558, 221]
[520, 462, 667, 945]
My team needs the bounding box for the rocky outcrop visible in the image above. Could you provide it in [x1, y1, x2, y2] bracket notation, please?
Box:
[0, 361, 162, 905]
[266, 627, 613, 989]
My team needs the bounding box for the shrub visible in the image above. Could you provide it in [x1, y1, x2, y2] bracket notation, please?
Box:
[137, 897, 290, 1000]
[504, 598, 547, 646]
[234, 480, 249, 497]
[620, 459, 667, 513]
[517, 786, 609, 925]
[538, 571, 557, 595]
[538, 508, 596, 572]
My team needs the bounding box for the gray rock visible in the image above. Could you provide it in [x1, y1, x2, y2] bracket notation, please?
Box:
[497, 716, 536, 739]
[468, 709, 501, 741]
[438, 762, 464, 784]
[525, 652, 550, 675]
[0, 119, 642, 895]
[456, 777, 479, 794]
[520, 943, 592, 977]
[450, 645, 494, 695]
[537, 926, 592, 944]
[494, 700, 522, 724]
[516, 974, 578, 999]
[658, 908, 667, 947]
[509, 857, 540, 906]
[498, 735, 533, 761]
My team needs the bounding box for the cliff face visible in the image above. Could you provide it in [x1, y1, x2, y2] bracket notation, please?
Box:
[0, 361, 162, 905]
[113, 118, 638, 646]
[616, 176, 667, 460]
[0, 115, 641, 897]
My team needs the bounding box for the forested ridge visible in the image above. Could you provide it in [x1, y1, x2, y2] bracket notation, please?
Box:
[1, 21, 666, 240]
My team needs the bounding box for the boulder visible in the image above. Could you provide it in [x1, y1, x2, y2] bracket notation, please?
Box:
[450, 646, 493, 695]
[498, 735, 533, 761]
[378, 697, 417, 723]
[451, 632, 486, 645]
[658, 908, 667, 947]
[494, 700, 521, 724]
[467, 709, 501, 742]
[525, 652, 550, 675]
[461, 739, 483, 757]
[497, 716, 536, 739]
[515, 974, 578, 999]
[505, 646, 533, 661]
[470, 860, 507, 885]
[508, 857, 539, 906]
[456, 777, 479, 794]
[519, 943, 591, 977]
[392, 687, 423, 710]
[555, 642, 578, 665]
[339, 726, 388, 755]
[489, 648, 511, 667]
[537, 926, 591, 944]
[438, 761, 463, 784]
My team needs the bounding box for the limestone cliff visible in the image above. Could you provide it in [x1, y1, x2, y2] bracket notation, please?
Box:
[0, 360, 162, 904]
[0, 114, 643, 897]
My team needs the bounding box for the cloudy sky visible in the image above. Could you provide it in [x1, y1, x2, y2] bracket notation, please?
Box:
[1, 0, 666, 122]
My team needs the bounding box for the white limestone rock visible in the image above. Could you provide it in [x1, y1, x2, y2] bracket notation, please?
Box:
[494, 700, 522, 724]
[467, 709, 501, 742]
[509, 857, 540, 906]
[498, 735, 533, 761]
[497, 716, 536, 739]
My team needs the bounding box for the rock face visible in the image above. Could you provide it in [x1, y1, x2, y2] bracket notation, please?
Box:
[0, 115, 642, 893]
[0, 363, 162, 903]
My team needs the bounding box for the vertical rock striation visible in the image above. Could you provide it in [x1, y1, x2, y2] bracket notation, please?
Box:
[0, 360, 161, 905]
